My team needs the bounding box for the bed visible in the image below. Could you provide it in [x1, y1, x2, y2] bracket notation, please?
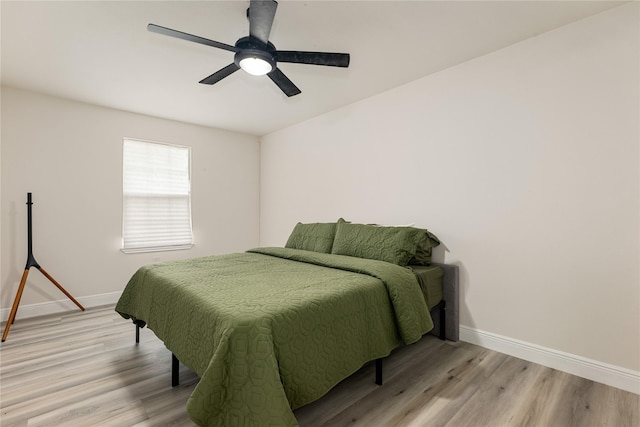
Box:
[115, 220, 458, 427]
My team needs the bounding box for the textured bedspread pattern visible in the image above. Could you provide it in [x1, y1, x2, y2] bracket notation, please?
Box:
[115, 247, 433, 426]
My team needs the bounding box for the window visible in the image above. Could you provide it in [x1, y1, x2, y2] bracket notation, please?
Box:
[122, 138, 193, 253]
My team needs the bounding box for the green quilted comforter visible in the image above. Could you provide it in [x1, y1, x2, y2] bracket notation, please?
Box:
[115, 247, 433, 426]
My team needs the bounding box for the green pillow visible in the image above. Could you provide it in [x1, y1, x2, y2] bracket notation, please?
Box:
[409, 230, 441, 265]
[285, 222, 337, 253]
[331, 222, 425, 265]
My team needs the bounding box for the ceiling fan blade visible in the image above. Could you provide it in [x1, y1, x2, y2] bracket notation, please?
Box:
[199, 63, 241, 85]
[276, 51, 350, 67]
[148, 23, 238, 53]
[249, 0, 278, 46]
[267, 68, 301, 97]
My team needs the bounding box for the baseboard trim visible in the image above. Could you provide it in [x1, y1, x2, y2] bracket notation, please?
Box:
[1, 291, 122, 322]
[459, 325, 639, 395]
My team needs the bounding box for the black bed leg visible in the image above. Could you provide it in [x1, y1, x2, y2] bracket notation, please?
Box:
[135, 324, 140, 344]
[172, 353, 180, 387]
[440, 300, 447, 341]
[375, 358, 383, 385]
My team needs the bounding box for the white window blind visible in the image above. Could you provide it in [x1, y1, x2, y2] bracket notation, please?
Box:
[122, 138, 193, 253]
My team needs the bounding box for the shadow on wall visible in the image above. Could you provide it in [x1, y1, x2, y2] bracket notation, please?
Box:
[2, 200, 21, 309]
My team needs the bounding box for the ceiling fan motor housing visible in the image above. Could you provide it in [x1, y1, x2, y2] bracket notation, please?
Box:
[233, 36, 277, 73]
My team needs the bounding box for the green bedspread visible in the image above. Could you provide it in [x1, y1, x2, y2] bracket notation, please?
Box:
[115, 247, 433, 426]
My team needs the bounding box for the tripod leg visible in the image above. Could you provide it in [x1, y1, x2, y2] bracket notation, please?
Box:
[2, 269, 30, 342]
[37, 267, 85, 311]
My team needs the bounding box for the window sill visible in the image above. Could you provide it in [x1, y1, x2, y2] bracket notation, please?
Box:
[121, 244, 194, 254]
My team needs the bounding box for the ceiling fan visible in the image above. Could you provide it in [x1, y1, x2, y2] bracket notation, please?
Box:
[148, 0, 350, 97]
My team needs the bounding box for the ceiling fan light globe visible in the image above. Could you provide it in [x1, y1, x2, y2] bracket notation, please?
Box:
[235, 49, 276, 76]
[239, 57, 273, 76]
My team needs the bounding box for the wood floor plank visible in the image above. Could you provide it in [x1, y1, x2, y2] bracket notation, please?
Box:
[0, 305, 637, 426]
[506, 366, 570, 427]
[443, 356, 546, 426]
[385, 348, 508, 427]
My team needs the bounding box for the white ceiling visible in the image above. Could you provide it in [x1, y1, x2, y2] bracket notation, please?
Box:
[1, 1, 624, 136]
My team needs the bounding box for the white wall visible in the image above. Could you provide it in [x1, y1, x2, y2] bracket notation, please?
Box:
[260, 2, 639, 376]
[1, 86, 260, 315]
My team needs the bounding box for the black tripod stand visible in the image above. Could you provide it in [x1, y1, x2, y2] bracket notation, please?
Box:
[2, 193, 85, 342]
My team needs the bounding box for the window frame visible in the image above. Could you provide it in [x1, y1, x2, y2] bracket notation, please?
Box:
[121, 137, 194, 254]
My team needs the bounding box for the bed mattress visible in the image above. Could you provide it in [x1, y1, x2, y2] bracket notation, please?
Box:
[410, 265, 444, 310]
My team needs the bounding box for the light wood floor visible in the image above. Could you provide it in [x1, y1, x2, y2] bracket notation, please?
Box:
[1, 305, 637, 426]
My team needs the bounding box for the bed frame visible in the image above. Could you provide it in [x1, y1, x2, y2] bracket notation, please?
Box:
[430, 263, 460, 342]
[134, 263, 459, 388]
